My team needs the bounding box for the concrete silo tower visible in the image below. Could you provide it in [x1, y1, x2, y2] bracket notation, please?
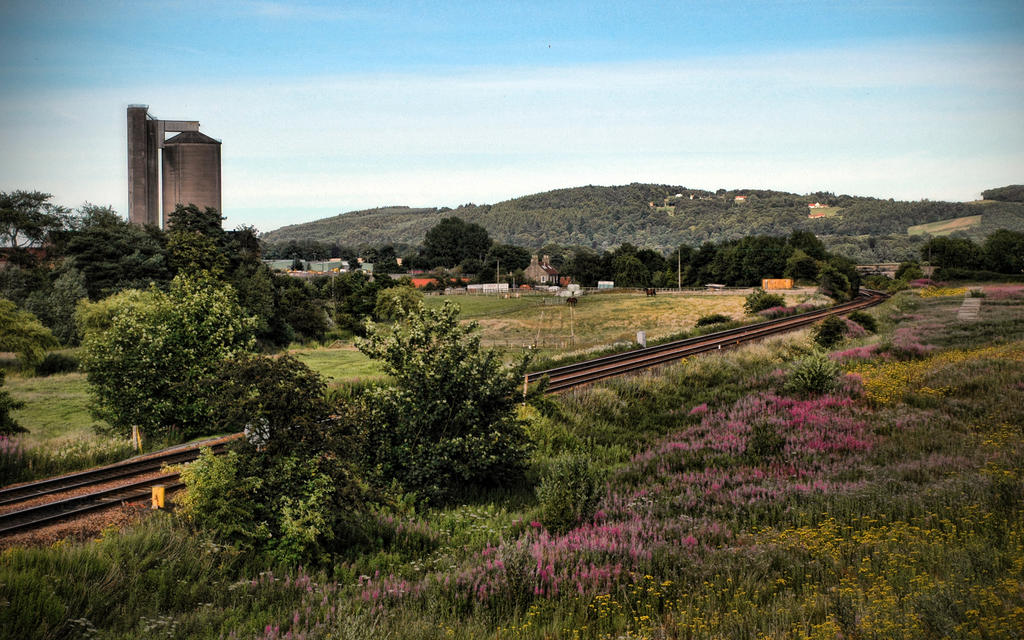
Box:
[161, 131, 222, 228]
[126, 105, 222, 228]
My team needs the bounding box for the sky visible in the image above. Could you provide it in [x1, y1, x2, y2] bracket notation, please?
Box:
[1, 1, 1022, 233]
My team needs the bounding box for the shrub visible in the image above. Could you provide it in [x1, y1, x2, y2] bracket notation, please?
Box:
[535, 454, 602, 534]
[786, 351, 841, 395]
[357, 301, 531, 503]
[178, 354, 376, 564]
[813, 316, 847, 349]
[695, 313, 731, 327]
[744, 289, 785, 314]
[847, 311, 878, 333]
[175, 448, 269, 548]
[35, 352, 78, 376]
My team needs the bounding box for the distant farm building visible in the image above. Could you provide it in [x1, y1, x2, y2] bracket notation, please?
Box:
[762, 278, 793, 290]
[734, 195, 747, 203]
[524, 255, 560, 284]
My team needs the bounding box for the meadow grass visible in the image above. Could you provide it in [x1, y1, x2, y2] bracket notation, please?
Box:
[290, 346, 384, 383]
[2, 286, 1022, 639]
[442, 290, 822, 354]
[4, 372, 109, 449]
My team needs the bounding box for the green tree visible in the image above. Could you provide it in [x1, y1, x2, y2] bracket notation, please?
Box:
[166, 204, 224, 237]
[422, 217, 492, 267]
[895, 261, 924, 281]
[813, 316, 847, 349]
[980, 185, 1024, 203]
[983, 229, 1024, 273]
[563, 248, 606, 286]
[612, 254, 650, 287]
[23, 266, 88, 345]
[356, 300, 530, 503]
[784, 249, 819, 282]
[374, 285, 423, 321]
[818, 262, 853, 301]
[921, 236, 983, 269]
[484, 243, 532, 277]
[167, 230, 228, 275]
[0, 299, 59, 369]
[60, 204, 171, 300]
[0, 191, 68, 254]
[180, 354, 376, 563]
[78, 275, 256, 443]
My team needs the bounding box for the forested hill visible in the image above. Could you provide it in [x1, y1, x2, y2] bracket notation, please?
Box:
[261, 184, 1024, 262]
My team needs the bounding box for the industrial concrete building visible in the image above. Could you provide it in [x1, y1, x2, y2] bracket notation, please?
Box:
[127, 105, 222, 228]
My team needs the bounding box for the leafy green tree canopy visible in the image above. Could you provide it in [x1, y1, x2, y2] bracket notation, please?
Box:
[373, 285, 423, 321]
[422, 217, 492, 268]
[0, 299, 59, 368]
[79, 274, 256, 443]
[179, 353, 374, 564]
[356, 300, 530, 503]
[0, 190, 68, 251]
[981, 185, 1024, 203]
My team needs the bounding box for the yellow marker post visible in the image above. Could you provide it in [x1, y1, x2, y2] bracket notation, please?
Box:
[151, 485, 165, 510]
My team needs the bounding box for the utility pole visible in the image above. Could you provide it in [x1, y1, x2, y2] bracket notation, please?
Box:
[496, 258, 500, 294]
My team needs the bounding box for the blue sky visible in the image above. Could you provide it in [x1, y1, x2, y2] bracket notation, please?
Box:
[1, 1, 1022, 232]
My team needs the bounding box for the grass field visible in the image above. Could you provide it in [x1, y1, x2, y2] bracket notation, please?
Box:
[807, 205, 840, 218]
[458, 290, 817, 351]
[907, 214, 982, 236]
[291, 346, 383, 382]
[5, 372, 109, 449]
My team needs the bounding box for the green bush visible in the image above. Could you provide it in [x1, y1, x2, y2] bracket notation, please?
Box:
[847, 311, 878, 333]
[695, 313, 732, 327]
[813, 316, 847, 349]
[35, 352, 79, 376]
[175, 448, 269, 548]
[357, 301, 531, 504]
[744, 289, 786, 314]
[536, 454, 602, 534]
[786, 351, 841, 395]
[179, 355, 376, 564]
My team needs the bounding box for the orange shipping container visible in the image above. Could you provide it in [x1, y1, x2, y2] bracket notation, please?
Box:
[762, 278, 793, 290]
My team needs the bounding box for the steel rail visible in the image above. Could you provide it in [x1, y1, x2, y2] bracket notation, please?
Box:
[0, 473, 183, 536]
[529, 289, 887, 391]
[0, 434, 238, 507]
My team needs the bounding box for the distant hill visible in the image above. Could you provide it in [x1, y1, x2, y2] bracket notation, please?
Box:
[261, 183, 1024, 263]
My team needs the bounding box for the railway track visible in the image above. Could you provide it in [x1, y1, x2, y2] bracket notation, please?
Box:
[527, 288, 887, 391]
[0, 434, 239, 537]
[2, 289, 886, 536]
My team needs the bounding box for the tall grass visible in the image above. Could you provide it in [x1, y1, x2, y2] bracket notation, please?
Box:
[0, 435, 135, 486]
